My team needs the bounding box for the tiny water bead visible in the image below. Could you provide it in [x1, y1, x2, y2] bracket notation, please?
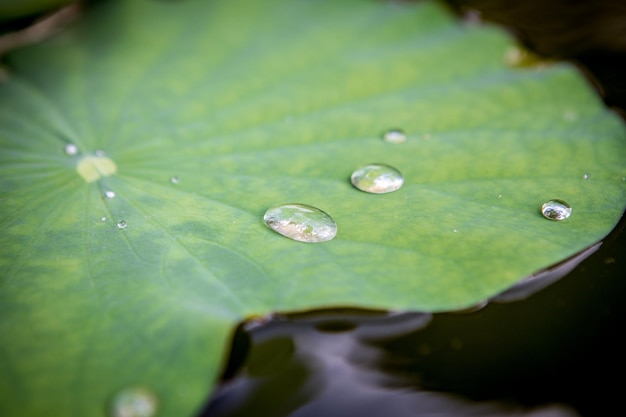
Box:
[263, 203, 337, 243]
[117, 220, 127, 229]
[100, 216, 107, 222]
[382, 128, 407, 144]
[541, 199, 572, 221]
[109, 386, 157, 417]
[104, 190, 116, 199]
[350, 163, 404, 194]
[63, 143, 79, 156]
[170, 176, 179, 184]
[583, 173, 590, 180]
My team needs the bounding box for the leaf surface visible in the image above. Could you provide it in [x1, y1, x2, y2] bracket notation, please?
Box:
[1, 0, 625, 416]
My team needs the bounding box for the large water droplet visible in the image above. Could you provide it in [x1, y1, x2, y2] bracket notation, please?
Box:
[541, 199, 572, 221]
[104, 190, 116, 199]
[64, 143, 79, 156]
[350, 163, 404, 194]
[117, 220, 127, 229]
[382, 129, 407, 144]
[263, 203, 337, 243]
[109, 386, 157, 417]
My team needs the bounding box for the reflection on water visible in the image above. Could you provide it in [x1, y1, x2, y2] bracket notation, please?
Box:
[200, 310, 580, 416]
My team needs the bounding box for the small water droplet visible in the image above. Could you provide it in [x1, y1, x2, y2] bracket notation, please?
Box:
[109, 386, 157, 417]
[95, 149, 106, 157]
[117, 220, 127, 229]
[453, 229, 458, 233]
[498, 194, 503, 198]
[104, 190, 116, 199]
[350, 163, 404, 194]
[64, 143, 79, 156]
[382, 128, 407, 144]
[100, 216, 107, 222]
[541, 199, 572, 221]
[263, 203, 337, 243]
[583, 173, 590, 180]
[170, 176, 179, 184]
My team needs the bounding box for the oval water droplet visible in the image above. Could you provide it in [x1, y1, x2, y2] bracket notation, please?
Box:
[541, 199, 572, 221]
[100, 216, 107, 222]
[583, 173, 590, 180]
[104, 190, 116, 199]
[64, 143, 79, 156]
[117, 220, 127, 229]
[109, 386, 157, 417]
[170, 176, 179, 184]
[350, 163, 404, 194]
[382, 129, 407, 144]
[263, 203, 337, 243]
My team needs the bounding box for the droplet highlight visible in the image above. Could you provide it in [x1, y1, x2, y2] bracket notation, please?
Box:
[64, 143, 79, 156]
[100, 216, 107, 222]
[541, 199, 572, 221]
[583, 173, 590, 180]
[109, 386, 157, 417]
[263, 203, 337, 243]
[382, 129, 407, 144]
[104, 190, 116, 199]
[117, 220, 127, 229]
[350, 163, 404, 194]
[170, 176, 179, 184]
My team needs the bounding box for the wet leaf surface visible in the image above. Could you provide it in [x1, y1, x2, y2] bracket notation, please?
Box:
[1, 0, 625, 416]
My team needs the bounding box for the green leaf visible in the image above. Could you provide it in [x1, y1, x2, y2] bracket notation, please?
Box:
[1, 0, 625, 416]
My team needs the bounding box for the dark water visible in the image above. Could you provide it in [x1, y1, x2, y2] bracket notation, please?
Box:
[198, 1, 626, 416]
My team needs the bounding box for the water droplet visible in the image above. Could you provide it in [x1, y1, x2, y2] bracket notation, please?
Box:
[263, 203, 337, 243]
[583, 173, 590, 180]
[170, 176, 179, 184]
[95, 149, 106, 157]
[104, 190, 116, 199]
[541, 199, 572, 221]
[382, 128, 407, 144]
[117, 220, 127, 229]
[100, 216, 107, 222]
[109, 386, 157, 417]
[350, 163, 404, 194]
[64, 143, 79, 156]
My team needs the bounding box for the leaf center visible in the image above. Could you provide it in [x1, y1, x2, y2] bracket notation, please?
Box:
[76, 155, 117, 182]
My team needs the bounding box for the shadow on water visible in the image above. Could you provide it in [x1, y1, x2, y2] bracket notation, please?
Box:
[199, 1, 626, 416]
